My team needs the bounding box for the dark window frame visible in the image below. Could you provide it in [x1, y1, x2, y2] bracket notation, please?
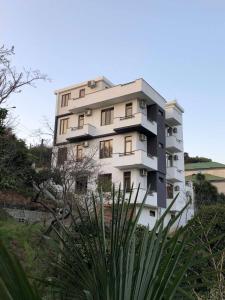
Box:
[101, 107, 114, 126]
[125, 103, 133, 118]
[78, 114, 84, 129]
[76, 177, 88, 194]
[79, 89, 85, 98]
[149, 210, 156, 217]
[61, 93, 71, 107]
[100, 139, 113, 159]
[123, 171, 131, 192]
[124, 136, 132, 154]
[57, 147, 67, 165]
[59, 118, 69, 135]
[76, 145, 83, 161]
[98, 173, 112, 192]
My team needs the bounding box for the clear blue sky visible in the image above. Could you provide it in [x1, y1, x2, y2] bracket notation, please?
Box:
[1, 0, 225, 162]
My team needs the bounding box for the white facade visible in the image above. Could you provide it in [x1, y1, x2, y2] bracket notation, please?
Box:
[53, 77, 194, 228]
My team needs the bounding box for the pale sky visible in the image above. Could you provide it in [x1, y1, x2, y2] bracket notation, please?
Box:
[1, 0, 225, 162]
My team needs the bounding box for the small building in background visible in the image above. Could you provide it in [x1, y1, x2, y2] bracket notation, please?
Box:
[185, 162, 225, 194]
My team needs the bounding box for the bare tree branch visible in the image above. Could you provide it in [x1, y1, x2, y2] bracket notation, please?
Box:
[0, 45, 49, 105]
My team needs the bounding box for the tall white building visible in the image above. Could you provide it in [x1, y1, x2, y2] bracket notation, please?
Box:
[53, 77, 194, 228]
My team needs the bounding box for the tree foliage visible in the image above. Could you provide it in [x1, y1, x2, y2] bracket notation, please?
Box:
[193, 173, 225, 209]
[184, 152, 212, 164]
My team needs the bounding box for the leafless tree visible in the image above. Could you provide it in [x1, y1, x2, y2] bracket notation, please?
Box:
[0, 45, 48, 105]
[33, 143, 100, 225]
[31, 116, 54, 146]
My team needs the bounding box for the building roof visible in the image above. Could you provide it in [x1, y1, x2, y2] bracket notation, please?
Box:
[185, 173, 225, 182]
[185, 161, 225, 170]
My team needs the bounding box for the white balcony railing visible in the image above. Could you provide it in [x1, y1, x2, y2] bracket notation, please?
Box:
[113, 150, 157, 171]
[166, 166, 184, 182]
[114, 113, 157, 135]
[165, 107, 182, 126]
[166, 135, 183, 152]
[66, 124, 96, 140]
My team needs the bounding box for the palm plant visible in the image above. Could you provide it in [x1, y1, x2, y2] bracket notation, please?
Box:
[47, 185, 195, 299]
[0, 185, 196, 299]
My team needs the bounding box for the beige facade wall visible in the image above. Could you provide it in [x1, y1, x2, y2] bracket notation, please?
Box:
[213, 181, 225, 194]
[185, 168, 225, 178]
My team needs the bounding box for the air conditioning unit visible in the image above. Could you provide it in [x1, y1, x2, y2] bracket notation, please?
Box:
[173, 127, 178, 134]
[140, 169, 148, 176]
[85, 109, 92, 116]
[139, 99, 147, 109]
[174, 186, 180, 191]
[83, 141, 89, 147]
[139, 133, 147, 141]
[87, 80, 96, 88]
[174, 155, 179, 161]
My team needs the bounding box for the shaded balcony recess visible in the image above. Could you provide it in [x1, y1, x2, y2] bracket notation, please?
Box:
[66, 124, 96, 142]
[114, 112, 157, 135]
[113, 149, 157, 171]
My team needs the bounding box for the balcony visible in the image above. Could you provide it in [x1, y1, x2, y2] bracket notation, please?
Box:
[166, 166, 184, 183]
[126, 188, 157, 207]
[166, 135, 183, 152]
[113, 150, 157, 171]
[66, 124, 96, 142]
[69, 79, 166, 113]
[165, 107, 182, 126]
[114, 113, 157, 135]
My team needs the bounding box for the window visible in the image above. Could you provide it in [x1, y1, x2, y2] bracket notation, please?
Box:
[76, 177, 87, 194]
[78, 114, 84, 129]
[59, 118, 69, 135]
[167, 127, 173, 136]
[98, 174, 112, 192]
[76, 145, 83, 161]
[159, 176, 164, 183]
[167, 154, 173, 167]
[125, 103, 133, 118]
[61, 93, 71, 107]
[149, 210, 156, 217]
[101, 107, 114, 125]
[124, 171, 131, 191]
[158, 109, 164, 116]
[171, 212, 176, 220]
[79, 88, 85, 98]
[100, 140, 113, 158]
[167, 183, 174, 199]
[57, 147, 67, 165]
[124, 136, 132, 154]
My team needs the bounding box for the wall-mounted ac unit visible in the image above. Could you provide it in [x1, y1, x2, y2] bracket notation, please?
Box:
[173, 127, 178, 134]
[83, 141, 89, 147]
[139, 133, 147, 141]
[174, 155, 179, 161]
[85, 109, 92, 116]
[174, 185, 180, 191]
[139, 99, 147, 109]
[140, 168, 148, 176]
[88, 80, 96, 88]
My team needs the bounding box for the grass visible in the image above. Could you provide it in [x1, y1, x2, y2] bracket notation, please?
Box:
[0, 208, 45, 278]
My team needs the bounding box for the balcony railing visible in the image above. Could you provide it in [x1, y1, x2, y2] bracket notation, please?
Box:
[166, 166, 183, 183]
[166, 135, 183, 152]
[66, 124, 96, 141]
[165, 107, 182, 126]
[113, 149, 157, 171]
[114, 112, 157, 135]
